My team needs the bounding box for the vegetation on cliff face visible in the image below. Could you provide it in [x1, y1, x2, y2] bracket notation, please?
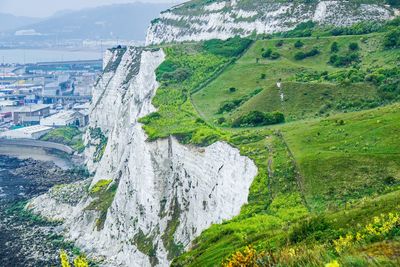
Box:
[88, 127, 108, 163]
[85, 179, 118, 231]
[138, 17, 400, 266]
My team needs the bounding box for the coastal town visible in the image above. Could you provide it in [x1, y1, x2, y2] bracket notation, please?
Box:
[0, 59, 101, 139]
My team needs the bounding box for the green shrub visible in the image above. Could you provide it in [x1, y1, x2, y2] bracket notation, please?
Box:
[232, 111, 285, 127]
[294, 52, 306, 60]
[217, 99, 243, 113]
[275, 40, 284, 47]
[139, 112, 161, 124]
[331, 42, 339, 53]
[261, 48, 272, 58]
[277, 21, 315, 38]
[156, 60, 178, 80]
[216, 117, 226, 124]
[383, 29, 400, 49]
[348, 42, 359, 51]
[161, 67, 191, 82]
[294, 40, 304, 48]
[203, 36, 252, 57]
[378, 78, 400, 101]
[365, 73, 385, 85]
[330, 21, 383, 36]
[217, 88, 262, 114]
[329, 53, 359, 67]
[262, 49, 280, 60]
[270, 52, 280, 60]
[294, 47, 320, 60]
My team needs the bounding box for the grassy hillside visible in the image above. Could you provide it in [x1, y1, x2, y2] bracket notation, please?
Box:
[172, 103, 400, 267]
[281, 104, 400, 212]
[138, 18, 400, 266]
[193, 32, 399, 123]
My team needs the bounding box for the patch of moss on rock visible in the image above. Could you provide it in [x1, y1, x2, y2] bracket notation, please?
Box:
[161, 196, 184, 260]
[88, 127, 108, 163]
[132, 229, 159, 266]
[85, 180, 118, 231]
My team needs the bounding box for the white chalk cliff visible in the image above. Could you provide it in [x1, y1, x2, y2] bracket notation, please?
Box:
[29, 46, 257, 266]
[146, 0, 397, 45]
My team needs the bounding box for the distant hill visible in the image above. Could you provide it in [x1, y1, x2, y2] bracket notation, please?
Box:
[0, 13, 41, 32]
[0, 3, 172, 43]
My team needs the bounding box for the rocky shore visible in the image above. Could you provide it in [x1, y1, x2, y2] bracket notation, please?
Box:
[0, 154, 86, 267]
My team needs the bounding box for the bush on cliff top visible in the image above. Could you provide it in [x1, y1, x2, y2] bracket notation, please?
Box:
[203, 36, 252, 57]
[232, 110, 285, 127]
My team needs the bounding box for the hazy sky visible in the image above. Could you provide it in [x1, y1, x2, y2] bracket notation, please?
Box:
[0, 0, 182, 17]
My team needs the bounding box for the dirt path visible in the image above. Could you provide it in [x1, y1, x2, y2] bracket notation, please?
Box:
[275, 131, 310, 211]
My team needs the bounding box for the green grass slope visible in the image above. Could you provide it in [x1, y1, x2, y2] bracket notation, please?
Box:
[281, 104, 400, 211]
[193, 31, 399, 123]
[173, 103, 400, 267]
[136, 18, 400, 266]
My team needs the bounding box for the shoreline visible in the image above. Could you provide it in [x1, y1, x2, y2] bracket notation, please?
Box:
[0, 154, 86, 266]
[0, 140, 84, 170]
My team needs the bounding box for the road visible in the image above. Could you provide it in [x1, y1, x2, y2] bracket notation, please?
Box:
[0, 138, 75, 154]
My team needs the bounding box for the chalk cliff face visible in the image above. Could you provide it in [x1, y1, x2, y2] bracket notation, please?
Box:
[146, 0, 396, 45]
[30, 47, 257, 266]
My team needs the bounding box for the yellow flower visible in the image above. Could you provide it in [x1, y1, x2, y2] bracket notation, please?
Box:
[288, 248, 296, 257]
[355, 232, 363, 241]
[74, 255, 89, 267]
[325, 260, 340, 267]
[60, 250, 71, 267]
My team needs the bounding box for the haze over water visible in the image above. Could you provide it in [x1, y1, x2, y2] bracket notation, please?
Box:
[0, 48, 102, 64]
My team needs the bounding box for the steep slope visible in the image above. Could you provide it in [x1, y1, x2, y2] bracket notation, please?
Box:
[146, 0, 397, 44]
